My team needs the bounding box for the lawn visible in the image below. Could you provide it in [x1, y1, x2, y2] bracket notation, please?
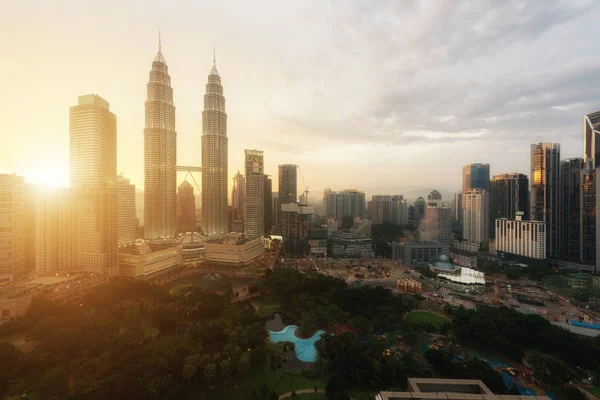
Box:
[586, 386, 600, 397]
[405, 310, 449, 327]
[254, 298, 283, 318]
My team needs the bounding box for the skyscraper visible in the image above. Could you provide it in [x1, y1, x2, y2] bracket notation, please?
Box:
[462, 189, 490, 246]
[144, 36, 177, 238]
[244, 150, 265, 239]
[70, 94, 116, 187]
[530, 142, 561, 258]
[581, 162, 596, 265]
[114, 175, 137, 245]
[463, 163, 490, 192]
[371, 195, 392, 224]
[489, 173, 529, 239]
[232, 171, 245, 223]
[325, 190, 366, 221]
[422, 191, 452, 244]
[278, 164, 297, 228]
[35, 188, 76, 275]
[202, 51, 229, 235]
[264, 176, 273, 235]
[414, 196, 426, 225]
[561, 158, 583, 261]
[0, 174, 25, 283]
[177, 181, 196, 233]
[584, 111, 600, 168]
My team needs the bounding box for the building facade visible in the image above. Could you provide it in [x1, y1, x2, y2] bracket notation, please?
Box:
[325, 189, 366, 221]
[530, 142, 560, 258]
[69, 94, 117, 187]
[462, 189, 489, 246]
[278, 164, 297, 228]
[232, 171, 245, 227]
[204, 235, 264, 265]
[490, 173, 529, 239]
[581, 165, 597, 265]
[584, 111, 600, 168]
[392, 195, 408, 225]
[0, 175, 25, 282]
[328, 231, 373, 258]
[281, 203, 313, 256]
[496, 215, 546, 259]
[244, 150, 265, 239]
[118, 242, 182, 278]
[144, 40, 177, 238]
[391, 241, 450, 269]
[463, 163, 490, 192]
[114, 175, 137, 245]
[371, 195, 392, 224]
[177, 181, 196, 233]
[414, 197, 426, 225]
[264, 176, 273, 235]
[561, 158, 583, 261]
[35, 189, 76, 276]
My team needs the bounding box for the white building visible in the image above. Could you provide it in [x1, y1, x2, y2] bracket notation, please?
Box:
[204, 234, 264, 265]
[496, 214, 546, 259]
[462, 189, 489, 247]
[421, 191, 453, 245]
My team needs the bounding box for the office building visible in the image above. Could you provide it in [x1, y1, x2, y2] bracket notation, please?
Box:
[281, 203, 313, 256]
[278, 164, 297, 228]
[453, 192, 463, 222]
[177, 181, 196, 233]
[111, 175, 137, 245]
[582, 164, 596, 265]
[75, 186, 118, 277]
[561, 158, 583, 261]
[264, 176, 272, 234]
[391, 241, 450, 269]
[202, 53, 229, 235]
[271, 192, 279, 230]
[463, 163, 490, 192]
[371, 195, 392, 224]
[35, 189, 77, 276]
[496, 214, 546, 260]
[244, 150, 265, 239]
[23, 184, 36, 275]
[309, 226, 328, 256]
[414, 197, 426, 224]
[322, 188, 332, 217]
[118, 242, 182, 279]
[232, 171, 245, 229]
[421, 202, 452, 244]
[204, 233, 264, 265]
[530, 142, 561, 257]
[584, 111, 600, 168]
[328, 231, 373, 258]
[0, 175, 25, 283]
[69, 94, 117, 187]
[144, 38, 177, 238]
[462, 189, 489, 247]
[490, 173, 529, 239]
[450, 240, 479, 269]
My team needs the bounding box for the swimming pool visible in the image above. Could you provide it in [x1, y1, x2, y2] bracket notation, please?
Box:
[269, 325, 325, 362]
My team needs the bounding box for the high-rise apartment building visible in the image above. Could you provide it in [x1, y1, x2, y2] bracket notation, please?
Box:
[371, 195, 392, 224]
[421, 191, 452, 244]
[0, 174, 25, 282]
[530, 142, 561, 258]
[70, 94, 117, 187]
[560, 158, 583, 261]
[244, 150, 265, 239]
[35, 189, 76, 275]
[325, 190, 366, 221]
[584, 111, 600, 168]
[264, 176, 273, 235]
[75, 186, 118, 276]
[113, 175, 137, 245]
[581, 164, 597, 264]
[144, 39, 177, 238]
[202, 54, 228, 235]
[490, 173, 529, 239]
[232, 171, 245, 223]
[177, 181, 196, 233]
[462, 189, 489, 246]
[463, 163, 490, 192]
[496, 214, 546, 260]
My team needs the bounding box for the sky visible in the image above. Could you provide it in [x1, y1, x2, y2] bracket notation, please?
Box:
[2, 0, 599, 201]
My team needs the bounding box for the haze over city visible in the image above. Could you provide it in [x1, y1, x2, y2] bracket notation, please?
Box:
[2, 0, 599, 197]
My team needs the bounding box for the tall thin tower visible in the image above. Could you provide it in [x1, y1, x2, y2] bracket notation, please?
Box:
[202, 48, 228, 234]
[144, 33, 177, 238]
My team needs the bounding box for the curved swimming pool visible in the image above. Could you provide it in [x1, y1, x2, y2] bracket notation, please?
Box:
[269, 325, 325, 362]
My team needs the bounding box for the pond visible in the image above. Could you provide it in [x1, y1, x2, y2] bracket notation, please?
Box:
[269, 325, 325, 363]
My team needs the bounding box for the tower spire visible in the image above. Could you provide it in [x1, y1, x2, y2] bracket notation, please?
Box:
[213, 44, 216, 64]
[159, 28, 162, 51]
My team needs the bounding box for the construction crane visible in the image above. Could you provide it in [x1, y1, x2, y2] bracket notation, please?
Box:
[297, 165, 309, 205]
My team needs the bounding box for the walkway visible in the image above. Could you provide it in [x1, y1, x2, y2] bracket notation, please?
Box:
[278, 389, 357, 399]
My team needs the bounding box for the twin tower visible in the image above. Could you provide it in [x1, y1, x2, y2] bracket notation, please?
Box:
[144, 38, 228, 238]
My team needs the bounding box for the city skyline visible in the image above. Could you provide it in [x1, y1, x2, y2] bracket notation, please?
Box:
[2, 1, 599, 198]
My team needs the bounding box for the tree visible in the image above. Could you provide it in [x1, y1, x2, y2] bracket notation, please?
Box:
[269, 390, 279, 400]
[38, 367, 69, 399]
[443, 303, 454, 315]
[291, 390, 297, 399]
[326, 375, 351, 400]
[260, 383, 270, 398]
